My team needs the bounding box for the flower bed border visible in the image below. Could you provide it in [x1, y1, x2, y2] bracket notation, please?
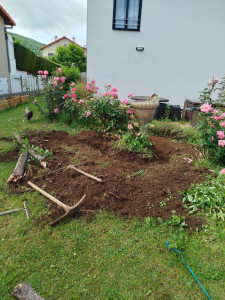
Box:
[0, 95, 29, 111]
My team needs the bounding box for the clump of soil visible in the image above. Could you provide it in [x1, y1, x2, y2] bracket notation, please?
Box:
[14, 130, 211, 228]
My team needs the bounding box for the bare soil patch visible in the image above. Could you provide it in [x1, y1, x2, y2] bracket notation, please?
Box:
[10, 130, 211, 228]
[6, 131, 209, 228]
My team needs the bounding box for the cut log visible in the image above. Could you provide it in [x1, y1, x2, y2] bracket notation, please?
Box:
[14, 133, 47, 168]
[12, 283, 45, 300]
[67, 165, 102, 182]
[7, 151, 28, 183]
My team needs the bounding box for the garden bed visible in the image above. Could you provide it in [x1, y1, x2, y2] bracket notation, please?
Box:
[10, 130, 211, 228]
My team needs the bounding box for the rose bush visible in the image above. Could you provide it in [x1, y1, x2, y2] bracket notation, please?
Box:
[82, 86, 135, 132]
[35, 70, 134, 132]
[197, 77, 225, 164]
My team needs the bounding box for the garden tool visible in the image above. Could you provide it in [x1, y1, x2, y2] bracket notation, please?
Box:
[27, 181, 86, 226]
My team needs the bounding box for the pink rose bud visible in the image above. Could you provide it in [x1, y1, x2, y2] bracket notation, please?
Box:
[54, 108, 59, 113]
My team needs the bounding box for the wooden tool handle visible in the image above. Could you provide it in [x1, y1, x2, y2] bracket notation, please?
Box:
[27, 181, 69, 211]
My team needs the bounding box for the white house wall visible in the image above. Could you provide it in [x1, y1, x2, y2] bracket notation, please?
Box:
[87, 0, 225, 106]
[0, 16, 10, 94]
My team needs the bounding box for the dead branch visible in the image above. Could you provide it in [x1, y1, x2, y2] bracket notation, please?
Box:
[7, 151, 28, 183]
[0, 208, 22, 217]
[23, 199, 30, 219]
[14, 132, 47, 168]
[12, 283, 45, 300]
[67, 165, 102, 182]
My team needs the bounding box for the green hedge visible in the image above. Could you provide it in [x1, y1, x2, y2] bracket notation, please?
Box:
[14, 43, 60, 75]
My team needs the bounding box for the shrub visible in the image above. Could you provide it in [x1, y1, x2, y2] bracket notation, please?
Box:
[50, 43, 86, 72]
[14, 43, 60, 76]
[83, 85, 134, 132]
[52, 66, 80, 89]
[113, 131, 153, 159]
[197, 76, 225, 163]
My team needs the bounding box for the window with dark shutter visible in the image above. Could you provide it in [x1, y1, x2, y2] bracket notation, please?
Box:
[113, 0, 143, 31]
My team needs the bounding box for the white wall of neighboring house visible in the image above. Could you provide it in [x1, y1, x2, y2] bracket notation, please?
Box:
[42, 38, 73, 57]
[87, 0, 225, 106]
[0, 15, 10, 94]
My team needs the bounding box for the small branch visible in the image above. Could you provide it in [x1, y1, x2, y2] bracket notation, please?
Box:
[0, 208, 22, 216]
[23, 199, 30, 219]
[67, 165, 102, 182]
[14, 133, 47, 168]
[7, 151, 28, 183]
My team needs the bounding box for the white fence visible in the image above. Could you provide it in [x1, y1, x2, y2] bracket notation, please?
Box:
[0, 75, 44, 96]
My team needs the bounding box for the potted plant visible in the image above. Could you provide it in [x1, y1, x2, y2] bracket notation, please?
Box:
[130, 94, 159, 133]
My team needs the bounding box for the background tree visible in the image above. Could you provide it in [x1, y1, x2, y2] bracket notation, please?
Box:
[51, 43, 86, 72]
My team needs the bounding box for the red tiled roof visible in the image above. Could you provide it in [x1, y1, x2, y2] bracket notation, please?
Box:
[0, 5, 16, 26]
[40, 36, 85, 51]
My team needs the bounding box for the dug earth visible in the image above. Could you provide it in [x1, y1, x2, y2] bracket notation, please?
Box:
[6, 130, 211, 228]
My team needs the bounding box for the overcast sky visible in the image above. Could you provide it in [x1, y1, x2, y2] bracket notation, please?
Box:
[1, 0, 87, 47]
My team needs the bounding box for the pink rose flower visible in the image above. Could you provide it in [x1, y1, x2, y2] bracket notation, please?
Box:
[92, 80, 95, 83]
[79, 100, 84, 104]
[71, 82, 75, 86]
[200, 103, 213, 113]
[33, 99, 37, 104]
[208, 76, 218, 86]
[54, 77, 59, 81]
[220, 121, 225, 127]
[42, 75, 46, 79]
[128, 93, 133, 97]
[122, 99, 129, 105]
[111, 86, 118, 92]
[217, 131, 225, 139]
[95, 86, 99, 90]
[43, 70, 49, 75]
[220, 168, 225, 174]
[72, 88, 77, 91]
[57, 68, 62, 72]
[54, 108, 59, 113]
[86, 111, 92, 117]
[63, 94, 68, 99]
[71, 93, 76, 98]
[37, 70, 43, 75]
[218, 140, 225, 147]
[126, 109, 133, 115]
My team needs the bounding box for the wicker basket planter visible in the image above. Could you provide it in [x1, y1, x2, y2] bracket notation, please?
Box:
[8, 96, 20, 107]
[20, 95, 30, 103]
[0, 100, 9, 111]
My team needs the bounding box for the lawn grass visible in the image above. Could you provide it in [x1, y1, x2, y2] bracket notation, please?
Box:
[0, 99, 224, 299]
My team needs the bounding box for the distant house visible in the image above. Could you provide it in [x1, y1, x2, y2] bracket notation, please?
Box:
[87, 0, 225, 106]
[40, 36, 86, 58]
[0, 5, 16, 95]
